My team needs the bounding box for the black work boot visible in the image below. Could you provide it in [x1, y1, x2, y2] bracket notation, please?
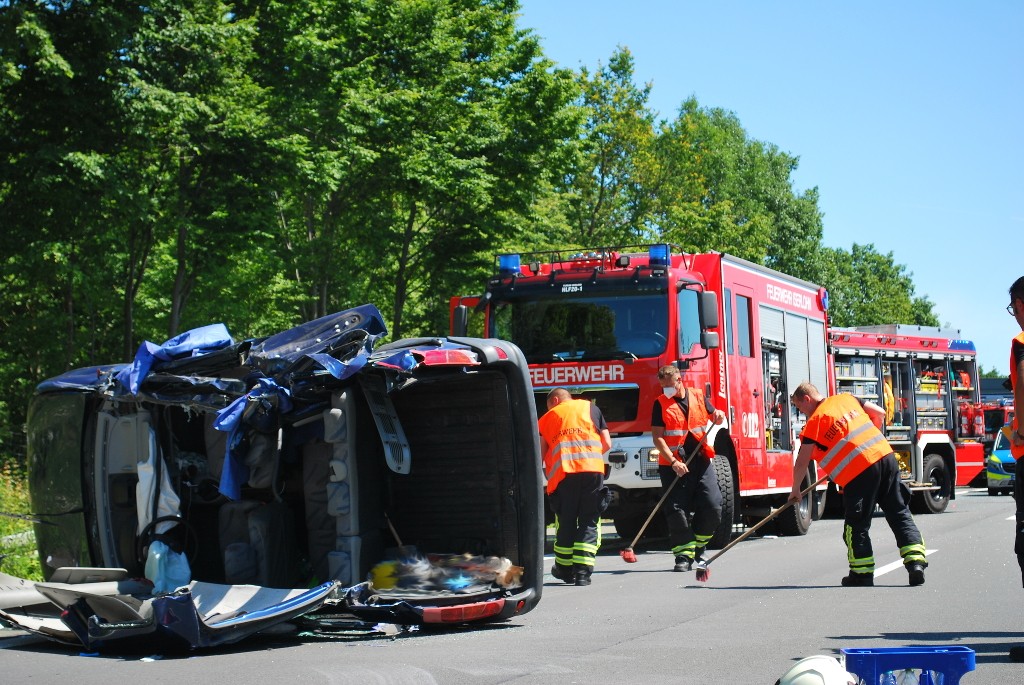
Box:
[573, 566, 592, 586]
[673, 555, 693, 572]
[841, 572, 874, 587]
[551, 564, 574, 584]
[906, 562, 926, 586]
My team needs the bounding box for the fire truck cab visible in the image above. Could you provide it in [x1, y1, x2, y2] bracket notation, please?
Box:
[451, 245, 831, 547]
[828, 326, 984, 514]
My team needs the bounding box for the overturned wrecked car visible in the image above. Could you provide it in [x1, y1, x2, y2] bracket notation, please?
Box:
[0, 304, 544, 651]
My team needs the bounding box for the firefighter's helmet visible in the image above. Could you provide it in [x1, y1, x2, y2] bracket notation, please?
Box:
[775, 655, 857, 685]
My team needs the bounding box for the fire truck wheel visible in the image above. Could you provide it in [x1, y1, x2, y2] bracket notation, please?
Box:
[777, 474, 813, 536]
[821, 481, 844, 519]
[910, 454, 950, 515]
[707, 454, 736, 549]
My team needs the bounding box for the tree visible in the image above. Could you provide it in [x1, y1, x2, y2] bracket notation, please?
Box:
[818, 244, 939, 327]
[559, 47, 659, 247]
[250, 0, 580, 338]
[653, 98, 823, 271]
[118, 0, 284, 340]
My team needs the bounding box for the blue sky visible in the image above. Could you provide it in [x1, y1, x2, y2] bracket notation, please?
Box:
[517, 1, 1023, 375]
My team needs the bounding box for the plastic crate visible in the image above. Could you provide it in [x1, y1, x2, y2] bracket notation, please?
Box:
[841, 646, 975, 684]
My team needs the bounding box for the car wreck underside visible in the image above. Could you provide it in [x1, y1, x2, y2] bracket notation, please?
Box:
[0, 305, 544, 652]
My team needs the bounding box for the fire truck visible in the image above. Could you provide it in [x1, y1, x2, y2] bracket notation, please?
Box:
[827, 325, 985, 514]
[450, 245, 833, 547]
[962, 399, 1014, 450]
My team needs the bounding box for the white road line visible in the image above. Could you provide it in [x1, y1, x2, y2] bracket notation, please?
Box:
[1008, 514, 1016, 521]
[873, 548, 937, 578]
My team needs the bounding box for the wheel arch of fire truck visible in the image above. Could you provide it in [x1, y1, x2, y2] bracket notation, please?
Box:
[449, 245, 984, 549]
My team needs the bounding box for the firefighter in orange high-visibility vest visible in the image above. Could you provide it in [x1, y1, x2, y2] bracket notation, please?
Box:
[538, 388, 612, 586]
[652, 365, 727, 572]
[790, 382, 927, 587]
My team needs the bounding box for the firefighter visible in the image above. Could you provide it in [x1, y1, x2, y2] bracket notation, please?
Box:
[652, 365, 727, 572]
[789, 382, 927, 587]
[1005, 276, 1024, 663]
[538, 388, 611, 586]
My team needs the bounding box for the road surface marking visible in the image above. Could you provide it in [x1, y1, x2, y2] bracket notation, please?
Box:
[873, 548, 937, 578]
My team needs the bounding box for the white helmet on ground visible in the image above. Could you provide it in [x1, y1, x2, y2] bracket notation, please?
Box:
[776, 655, 858, 685]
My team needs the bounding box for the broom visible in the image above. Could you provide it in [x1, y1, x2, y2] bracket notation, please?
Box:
[620, 429, 712, 563]
[694, 473, 829, 582]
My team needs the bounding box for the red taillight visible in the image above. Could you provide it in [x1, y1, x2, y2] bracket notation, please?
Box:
[421, 599, 505, 624]
[417, 349, 480, 366]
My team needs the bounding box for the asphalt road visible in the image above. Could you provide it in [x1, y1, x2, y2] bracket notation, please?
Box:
[2, 487, 1021, 684]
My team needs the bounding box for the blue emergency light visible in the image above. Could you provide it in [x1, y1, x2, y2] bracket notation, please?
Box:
[648, 244, 670, 267]
[498, 254, 521, 277]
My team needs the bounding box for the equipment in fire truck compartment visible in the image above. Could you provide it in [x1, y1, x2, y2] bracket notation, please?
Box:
[914, 361, 948, 430]
[762, 343, 792, 452]
[828, 327, 984, 514]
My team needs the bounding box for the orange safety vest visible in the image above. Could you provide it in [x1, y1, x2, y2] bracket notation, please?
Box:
[655, 388, 714, 466]
[538, 399, 606, 495]
[1010, 332, 1024, 460]
[800, 393, 891, 487]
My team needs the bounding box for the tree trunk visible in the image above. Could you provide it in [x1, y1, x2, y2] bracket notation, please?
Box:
[391, 200, 418, 340]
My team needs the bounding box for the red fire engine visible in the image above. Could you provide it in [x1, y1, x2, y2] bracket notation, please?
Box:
[450, 245, 833, 546]
[827, 326, 985, 514]
[961, 399, 1014, 450]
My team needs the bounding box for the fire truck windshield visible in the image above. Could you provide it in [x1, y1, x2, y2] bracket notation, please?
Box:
[490, 292, 669, 363]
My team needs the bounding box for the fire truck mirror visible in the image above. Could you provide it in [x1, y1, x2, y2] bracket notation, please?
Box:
[702, 331, 720, 350]
[700, 291, 720, 329]
[452, 305, 469, 337]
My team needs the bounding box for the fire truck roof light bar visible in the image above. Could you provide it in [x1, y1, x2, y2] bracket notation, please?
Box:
[649, 244, 670, 266]
[498, 254, 521, 277]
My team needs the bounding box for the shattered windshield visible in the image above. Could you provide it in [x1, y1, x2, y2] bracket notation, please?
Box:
[490, 291, 669, 363]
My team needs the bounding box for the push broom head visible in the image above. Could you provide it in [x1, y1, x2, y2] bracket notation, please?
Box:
[620, 548, 638, 563]
[694, 562, 709, 582]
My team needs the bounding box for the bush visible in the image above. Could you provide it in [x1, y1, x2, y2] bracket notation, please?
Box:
[0, 460, 45, 581]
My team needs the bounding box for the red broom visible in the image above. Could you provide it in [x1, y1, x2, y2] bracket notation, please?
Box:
[620, 430, 711, 563]
[694, 474, 829, 582]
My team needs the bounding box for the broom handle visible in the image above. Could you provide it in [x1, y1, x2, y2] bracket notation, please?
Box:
[626, 428, 713, 550]
[700, 473, 830, 567]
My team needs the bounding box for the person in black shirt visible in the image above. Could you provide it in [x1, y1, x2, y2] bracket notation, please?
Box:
[651, 365, 726, 571]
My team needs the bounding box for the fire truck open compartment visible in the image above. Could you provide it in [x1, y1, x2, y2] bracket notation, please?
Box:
[829, 325, 984, 515]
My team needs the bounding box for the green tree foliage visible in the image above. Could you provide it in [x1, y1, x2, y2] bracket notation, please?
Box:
[559, 47, 658, 246]
[654, 98, 825, 274]
[0, 3, 941, 464]
[818, 244, 940, 328]
[978, 365, 1005, 379]
[247, 0, 579, 338]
